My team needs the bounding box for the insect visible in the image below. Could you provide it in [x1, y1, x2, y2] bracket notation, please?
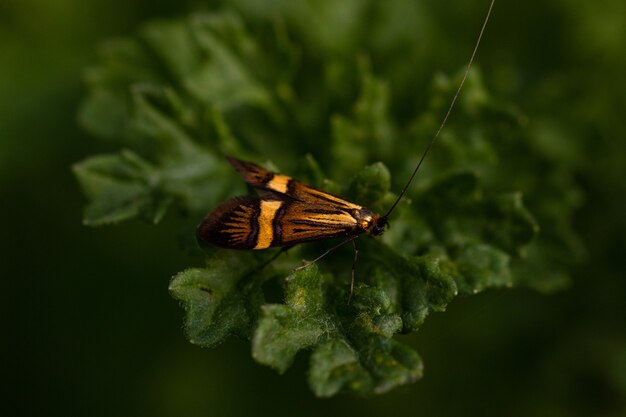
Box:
[196, 156, 384, 292]
[197, 156, 387, 251]
[197, 0, 495, 291]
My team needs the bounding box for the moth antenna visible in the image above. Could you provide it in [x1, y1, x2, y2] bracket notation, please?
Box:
[384, 0, 495, 219]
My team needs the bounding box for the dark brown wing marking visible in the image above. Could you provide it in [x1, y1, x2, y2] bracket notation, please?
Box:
[226, 157, 275, 189]
[197, 196, 261, 249]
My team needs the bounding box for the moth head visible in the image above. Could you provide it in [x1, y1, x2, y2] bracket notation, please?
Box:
[368, 215, 388, 236]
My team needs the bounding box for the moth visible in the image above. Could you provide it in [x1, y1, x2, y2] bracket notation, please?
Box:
[197, 0, 495, 278]
[197, 157, 388, 251]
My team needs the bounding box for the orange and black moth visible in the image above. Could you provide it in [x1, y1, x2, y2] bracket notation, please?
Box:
[197, 157, 388, 250]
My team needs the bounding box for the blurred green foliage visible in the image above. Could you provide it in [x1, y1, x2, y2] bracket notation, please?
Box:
[4, 0, 626, 414]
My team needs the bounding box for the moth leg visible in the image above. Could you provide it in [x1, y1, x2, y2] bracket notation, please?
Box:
[252, 246, 292, 274]
[293, 236, 357, 272]
[348, 239, 359, 302]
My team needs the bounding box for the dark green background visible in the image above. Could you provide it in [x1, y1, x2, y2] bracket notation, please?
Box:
[4, 0, 625, 416]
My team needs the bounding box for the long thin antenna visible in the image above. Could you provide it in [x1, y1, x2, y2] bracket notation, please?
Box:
[384, 0, 495, 219]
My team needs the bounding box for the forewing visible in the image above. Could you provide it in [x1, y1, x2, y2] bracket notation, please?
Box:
[274, 201, 360, 246]
[197, 196, 362, 250]
[227, 157, 362, 210]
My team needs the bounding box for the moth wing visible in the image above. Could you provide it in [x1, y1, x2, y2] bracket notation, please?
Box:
[274, 201, 360, 246]
[200, 158, 369, 250]
[196, 196, 262, 249]
[226, 157, 276, 189]
[227, 157, 362, 210]
[197, 196, 363, 250]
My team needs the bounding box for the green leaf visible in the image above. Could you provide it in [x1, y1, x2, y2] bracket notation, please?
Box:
[79, 37, 163, 141]
[138, 13, 274, 113]
[415, 172, 539, 295]
[252, 266, 327, 373]
[368, 248, 459, 332]
[346, 161, 394, 213]
[308, 338, 373, 397]
[331, 60, 394, 176]
[252, 266, 425, 396]
[72, 150, 171, 225]
[169, 251, 268, 347]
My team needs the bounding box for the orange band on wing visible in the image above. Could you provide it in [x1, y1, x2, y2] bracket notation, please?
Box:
[266, 174, 291, 194]
[254, 200, 283, 249]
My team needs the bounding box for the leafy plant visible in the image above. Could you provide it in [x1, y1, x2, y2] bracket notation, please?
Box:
[74, 4, 582, 396]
